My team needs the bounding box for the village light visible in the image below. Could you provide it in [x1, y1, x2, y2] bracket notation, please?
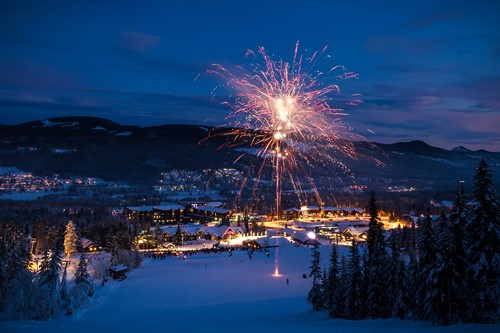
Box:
[307, 231, 316, 240]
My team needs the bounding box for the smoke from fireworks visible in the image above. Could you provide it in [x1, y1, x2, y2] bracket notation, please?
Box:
[208, 42, 369, 216]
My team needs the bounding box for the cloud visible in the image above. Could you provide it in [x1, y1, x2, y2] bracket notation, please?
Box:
[365, 35, 441, 54]
[0, 87, 229, 127]
[0, 57, 79, 90]
[118, 29, 162, 53]
[358, 72, 500, 113]
[376, 64, 456, 75]
[111, 57, 209, 80]
[401, 9, 463, 30]
[362, 95, 440, 110]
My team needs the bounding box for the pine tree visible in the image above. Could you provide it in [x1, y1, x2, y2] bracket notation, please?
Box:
[0, 226, 35, 318]
[386, 232, 403, 318]
[320, 268, 328, 310]
[72, 253, 94, 309]
[466, 159, 500, 323]
[336, 256, 348, 319]
[60, 263, 71, 315]
[307, 241, 323, 311]
[366, 191, 389, 318]
[429, 212, 458, 325]
[109, 235, 120, 268]
[326, 244, 342, 318]
[116, 221, 132, 250]
[37, 247, 63, 318]
[407, 245, 419, 320]
[448, 181, 468, 318]
[64, 220, 78, 258]
[417, 211, 437, 321]
[393, 259, 409, 319]
[344, 239, 365, 320]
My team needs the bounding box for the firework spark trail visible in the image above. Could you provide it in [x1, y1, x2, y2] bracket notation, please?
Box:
[208, 42, 371, 217]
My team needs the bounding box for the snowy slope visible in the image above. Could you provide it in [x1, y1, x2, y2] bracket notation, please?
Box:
[1, 242, 498, 333]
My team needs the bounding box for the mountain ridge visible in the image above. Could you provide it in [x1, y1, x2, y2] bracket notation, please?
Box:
[0, 116, 499, 189]
[3, 116, 496, 153]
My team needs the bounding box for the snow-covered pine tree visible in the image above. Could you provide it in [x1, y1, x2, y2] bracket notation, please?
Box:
[0, 225, 36, 318]
[429, 212, 457, 325]
[386, 231, 402, 318]
[64, 220, 77, 258]
[394, 259, 409, 319]
[72, 253, 93, 309]
[320, 268, 328, 310]
[76, 253, 93, 297]
[326, 243, 342, 318]
[344, 239, 365, 320]
[336, 256, 349, 319]
[307, 241, 323, 311]
[366, 191, 389, 318]
[466, 159, 500, 323]
[60, 263, 71, 315]
[448, 181, 468, 318]
[407, 244, 419, 319]
[417, 210, 437, 321]
[37, 246, 63, 319]
[109, 235, 120, 268]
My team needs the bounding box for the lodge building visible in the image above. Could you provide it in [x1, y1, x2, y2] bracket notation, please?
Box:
[125, 202, 229, 225]
[285, 206, 364, 220]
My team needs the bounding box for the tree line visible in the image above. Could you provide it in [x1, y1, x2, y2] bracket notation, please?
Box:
[0, 223, 94, 319]
[308, 159, 500, 325]
[0, 216, 141, 320]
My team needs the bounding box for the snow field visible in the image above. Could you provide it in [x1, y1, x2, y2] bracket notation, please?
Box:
[1, 240, 498, 333]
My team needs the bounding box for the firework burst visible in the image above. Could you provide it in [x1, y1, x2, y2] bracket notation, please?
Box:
[208, 42, 368, 218]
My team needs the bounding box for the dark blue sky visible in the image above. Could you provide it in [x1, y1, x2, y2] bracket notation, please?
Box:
[1, 0, 499, 151]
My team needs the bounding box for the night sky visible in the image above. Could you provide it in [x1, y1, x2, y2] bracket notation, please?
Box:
[1, 0, 499, 151]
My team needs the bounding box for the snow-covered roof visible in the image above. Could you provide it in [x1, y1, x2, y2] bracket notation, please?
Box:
[81, 237, 95, 249]
[153, 204, 184, 211]
[283, 228, 316, 244]
[196, 206, 230, 214]
[302, 206, 320, 210]
[223, 227, 243, 235]
[126, 206, 153, 212]
[320, 206, 364, 212]
[321, 206, 343, 211]
[160, 242, 176, 249]
[110, 264, 128, 272]
[244, 238, 271, 248]
[288, 231, 316, 244]
[343, 227, 368, 236]
[206, 201, 223, 207]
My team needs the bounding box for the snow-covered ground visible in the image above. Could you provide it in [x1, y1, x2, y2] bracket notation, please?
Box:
[1, 240, 498, 333]
[0, 191, 56, 201]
